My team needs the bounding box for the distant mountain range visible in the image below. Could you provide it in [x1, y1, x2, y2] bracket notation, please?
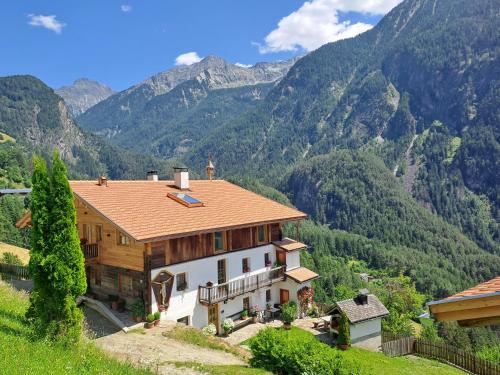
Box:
[77, 56, 298, 157]
[0, 75, 177, 180]
[55, 78, 114, 118]
[1, 0, 498, 298]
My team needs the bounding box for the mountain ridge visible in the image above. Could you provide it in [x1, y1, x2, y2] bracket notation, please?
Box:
[55, 78, 114, 117]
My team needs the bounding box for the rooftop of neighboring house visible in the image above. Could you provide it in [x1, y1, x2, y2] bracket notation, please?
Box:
[68, 175, 307, 242]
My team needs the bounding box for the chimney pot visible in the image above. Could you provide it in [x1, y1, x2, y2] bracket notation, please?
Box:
[97, 176, 107, 186]
[147, 170, 158, 182]
[173, 167, 189, 189]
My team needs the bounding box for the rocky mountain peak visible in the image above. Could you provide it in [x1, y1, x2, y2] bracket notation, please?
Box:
[55, 78, 114, 117]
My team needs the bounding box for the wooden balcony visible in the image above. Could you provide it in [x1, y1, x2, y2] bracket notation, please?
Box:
[198, 265, 286, 305]
[81, 243, 99, 263]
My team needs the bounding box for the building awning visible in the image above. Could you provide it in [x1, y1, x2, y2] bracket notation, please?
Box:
[427, 276, 500, 327]
[273, 238, 307, 252]
[285, 267, 319, 283]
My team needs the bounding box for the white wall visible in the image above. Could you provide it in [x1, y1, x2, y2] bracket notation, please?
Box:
[150, 244, 277, 328]
[285, 251, 300, 270]
[350, 318, 381, 341]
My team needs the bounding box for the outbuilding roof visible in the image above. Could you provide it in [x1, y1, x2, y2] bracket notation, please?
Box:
[273, 238, 307, 252]
[335, 294, 389, 324]
[69, 180, 307, 242]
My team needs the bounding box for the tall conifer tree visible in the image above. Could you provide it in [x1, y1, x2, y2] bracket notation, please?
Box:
[27, 152, 86, 343]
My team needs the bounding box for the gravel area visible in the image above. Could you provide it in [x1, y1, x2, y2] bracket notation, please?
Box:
[94, 321, 245, 375]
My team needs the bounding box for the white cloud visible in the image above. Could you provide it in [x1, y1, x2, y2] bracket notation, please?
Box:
[175, 52, 203, 66]
[235, 63, 252, 68]
[27, 14, 66, 34]
[121, 5, 132, 12]
[258, 0, 402, 53]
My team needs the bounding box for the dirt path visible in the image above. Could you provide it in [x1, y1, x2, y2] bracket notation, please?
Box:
[95, 322, 246, 375]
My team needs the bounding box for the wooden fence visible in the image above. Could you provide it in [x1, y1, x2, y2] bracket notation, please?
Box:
[382, 332, 500, 375]
[0, 263, 29, 279]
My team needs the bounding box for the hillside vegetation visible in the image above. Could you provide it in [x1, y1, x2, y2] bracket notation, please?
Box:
[0, 282, 152, 375]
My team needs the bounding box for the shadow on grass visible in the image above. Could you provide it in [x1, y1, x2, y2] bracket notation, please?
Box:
[0, 323, 25, 337]
[0, 308, 23, 325]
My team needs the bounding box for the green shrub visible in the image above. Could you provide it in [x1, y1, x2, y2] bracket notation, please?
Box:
[222, 318, 234, 333]
[241, 309, 248, 319]
[476, 345, 500, 365]
[146, 314, 155, 323]
[249, 327, 358, 375]
[1, 251, 22, 265]
[202, 323, 217, 336]
[131, 299, 145, 318]
[281, 302, 298, 324]
[153, 311, 161, 320]
[337, 312, 351, 346]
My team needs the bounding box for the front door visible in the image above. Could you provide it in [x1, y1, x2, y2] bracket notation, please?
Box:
[208, 304, 219, 333]
[276, 250, 286, 266]
[280, 289, 289, 305]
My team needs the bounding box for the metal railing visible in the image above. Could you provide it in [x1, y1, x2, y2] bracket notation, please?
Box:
[81, 243, 99, 259]
[199, 265, 286, 305]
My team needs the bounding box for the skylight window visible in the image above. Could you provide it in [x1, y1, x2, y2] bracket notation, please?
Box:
[167, 192, 204, 207]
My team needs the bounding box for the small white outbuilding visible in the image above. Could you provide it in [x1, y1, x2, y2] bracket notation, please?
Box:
[330, 290, 389, 351]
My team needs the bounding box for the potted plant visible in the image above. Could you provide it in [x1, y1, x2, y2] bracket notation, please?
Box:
[281, 301, 298, 330]
[241, 309, 249, 320]
[145, 314, 155, 329]
[337, 312, 351, 350]
[153, 311, 161, 326]
[222, 318, 234, 336]
[202, 323, 217, 336]
[251, 305, 260, 323]
[131, 299, 145, 322]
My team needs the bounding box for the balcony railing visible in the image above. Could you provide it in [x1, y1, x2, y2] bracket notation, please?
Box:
[81, 243, 99, 260]
[198, 265, 286, 305]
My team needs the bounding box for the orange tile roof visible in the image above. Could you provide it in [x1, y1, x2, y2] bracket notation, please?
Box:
[69, 180, 307, 242]
[273, 238, 307, 252]
[447, 276, 500, 300]
[285, 267, 319, 283]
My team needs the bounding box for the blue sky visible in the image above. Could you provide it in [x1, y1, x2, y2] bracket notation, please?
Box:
[1, 1, 399, 91]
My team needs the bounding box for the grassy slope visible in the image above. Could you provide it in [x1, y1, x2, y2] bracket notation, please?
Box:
[0, 242, 29, 265]
[0, 282, 152, 375]
[244, 327, 464, 375]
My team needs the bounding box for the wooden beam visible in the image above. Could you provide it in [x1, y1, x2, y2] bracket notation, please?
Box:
[429, 295, 500, 314]
[458, 316, 500, 327]
[433, 305, 500, 322]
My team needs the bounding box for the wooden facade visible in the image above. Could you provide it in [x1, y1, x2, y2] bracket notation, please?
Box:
[74, 196, 285, 312]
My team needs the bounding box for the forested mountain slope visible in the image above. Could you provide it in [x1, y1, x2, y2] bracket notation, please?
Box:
[77, 56, 297, 157]
[185, 0, 499, 256]
[0, 75, 177, 180]
[282, 150, 500, 296]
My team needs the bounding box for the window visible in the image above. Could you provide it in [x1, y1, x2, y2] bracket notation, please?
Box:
[242, 257, 251, 273]
[217, 259, 226, 284]
[82, 224, 91, 241]
[257, 225, 266, 243]
[95, 224, 103, 242]
[118, 274, 133, 294]
[266, 289, 271, 303]
[177, 316, 189, 325]
[243, 297, 250, 312]
[176, 272, 188, 291]
[264, 252, 271, 267]
[117, 231, 130, 246]
[214, 231, 225, 252]
[167, 192, 203, 207]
